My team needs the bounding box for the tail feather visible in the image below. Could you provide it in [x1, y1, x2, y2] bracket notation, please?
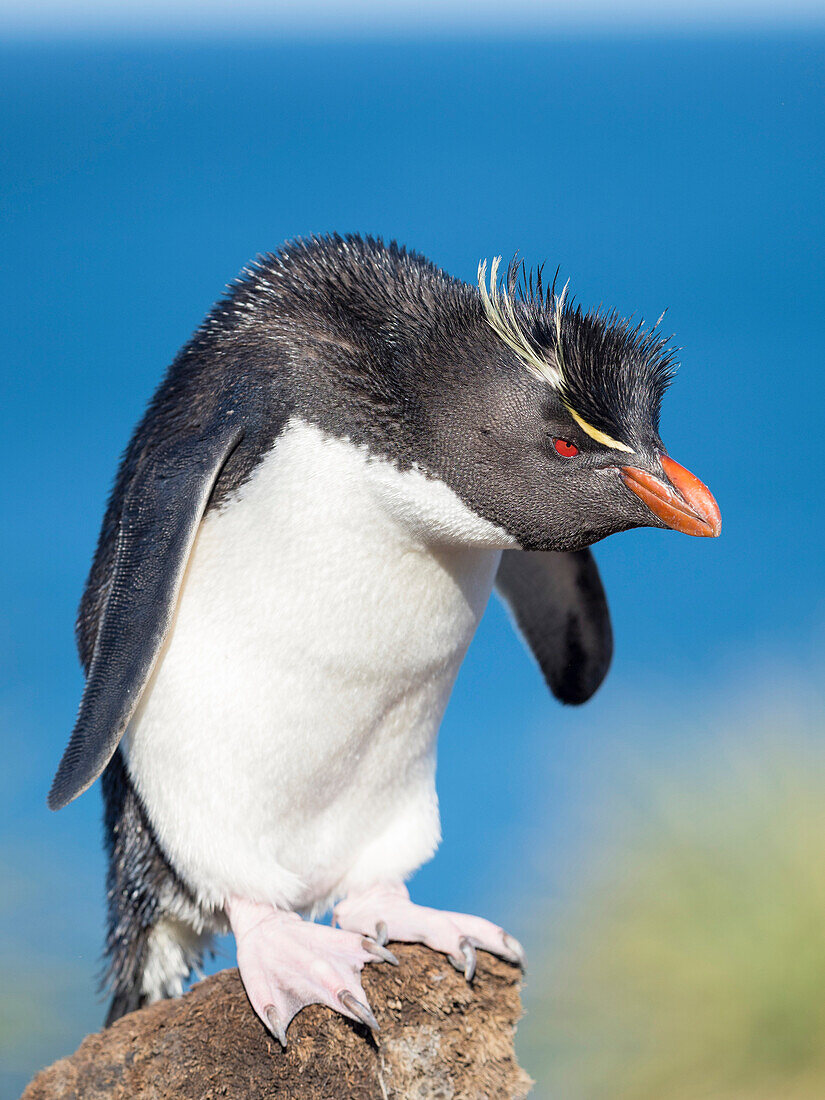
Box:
[101, 750, 219, 1024]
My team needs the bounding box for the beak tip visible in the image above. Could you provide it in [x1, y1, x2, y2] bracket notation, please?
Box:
[697, 515, 722, 538]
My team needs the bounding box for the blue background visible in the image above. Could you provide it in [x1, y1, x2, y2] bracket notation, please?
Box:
[2, 30, 824, 1095]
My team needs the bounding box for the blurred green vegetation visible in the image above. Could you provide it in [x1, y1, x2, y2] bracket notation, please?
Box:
[0, 858, 101, 1098]
[520, 692, 825, 1099]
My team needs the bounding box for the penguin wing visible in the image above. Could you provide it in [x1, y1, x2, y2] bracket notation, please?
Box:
[48, 410, 244, 811]
[495, 548, 613, 705]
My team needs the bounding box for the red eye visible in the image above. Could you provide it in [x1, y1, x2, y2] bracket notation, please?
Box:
[554, 438, 579, 458]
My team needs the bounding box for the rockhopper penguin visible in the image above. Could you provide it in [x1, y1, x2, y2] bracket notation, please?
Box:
[49, 235, 721, 1041]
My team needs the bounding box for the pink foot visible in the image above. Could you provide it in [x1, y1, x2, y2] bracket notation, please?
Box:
[333, 883, 525, 981]
[227, 897, 397, 1047]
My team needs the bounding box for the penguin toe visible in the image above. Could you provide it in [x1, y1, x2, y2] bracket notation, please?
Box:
[334, 882, 527, 978]
[227, 897, 383, 1047]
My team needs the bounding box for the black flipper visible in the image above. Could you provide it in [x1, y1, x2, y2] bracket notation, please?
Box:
[495, 548, 613, 705]
[49, 409, 244, 811]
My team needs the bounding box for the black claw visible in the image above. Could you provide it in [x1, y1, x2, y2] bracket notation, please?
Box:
[458, 936, 477, 982]
[362, 937, 399, 965]
[339, 989, 380, 1032]
[265, 1005, 287, 1048]
[502, 932, 527, 968]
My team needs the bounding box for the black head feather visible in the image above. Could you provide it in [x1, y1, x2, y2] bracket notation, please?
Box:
[498, 258, 678, 452]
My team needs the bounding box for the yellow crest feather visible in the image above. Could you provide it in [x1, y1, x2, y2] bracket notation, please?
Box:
[478, 256, 562, 389]
[566, 407, 633, 453]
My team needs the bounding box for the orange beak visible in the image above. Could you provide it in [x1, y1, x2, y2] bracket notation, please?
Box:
[621, 455, 721, 538]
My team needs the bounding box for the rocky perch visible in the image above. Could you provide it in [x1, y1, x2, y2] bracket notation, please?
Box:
[22, 943, 531, 1099]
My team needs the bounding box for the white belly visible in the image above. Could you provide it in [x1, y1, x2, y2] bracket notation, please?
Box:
[123, 418, 515, 913]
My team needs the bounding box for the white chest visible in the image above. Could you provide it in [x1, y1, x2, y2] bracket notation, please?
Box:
[124, 418, 516, 911]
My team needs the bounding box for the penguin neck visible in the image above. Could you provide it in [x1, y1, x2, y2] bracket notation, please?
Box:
[357, 447, 519, 554]
[252, 416, 519, 552]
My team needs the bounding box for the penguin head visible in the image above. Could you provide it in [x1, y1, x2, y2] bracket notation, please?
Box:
[423, 258, 721, 553]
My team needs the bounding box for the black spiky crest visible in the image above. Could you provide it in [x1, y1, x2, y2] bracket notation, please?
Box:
[480, 256, 678, 451]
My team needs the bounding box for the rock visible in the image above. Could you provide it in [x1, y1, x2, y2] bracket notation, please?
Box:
[22, 943, 532, 1099]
